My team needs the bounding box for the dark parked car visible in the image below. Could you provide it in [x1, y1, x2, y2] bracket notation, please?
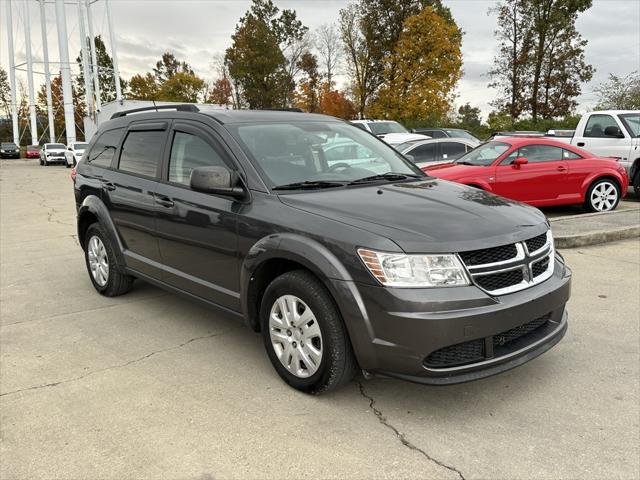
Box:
[74, 105, 571, 393]
[1, 142, 20, 159]
[412, 127, 480, 144]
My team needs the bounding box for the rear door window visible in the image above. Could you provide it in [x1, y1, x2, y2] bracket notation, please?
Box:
[87, 128, 124, 168]
[118, 130, 165, 178]
[441, 142, 467, 161]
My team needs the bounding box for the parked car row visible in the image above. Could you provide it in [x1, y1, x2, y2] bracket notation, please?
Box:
[0, 142, 88, 167]
[350, 111, 638, 212]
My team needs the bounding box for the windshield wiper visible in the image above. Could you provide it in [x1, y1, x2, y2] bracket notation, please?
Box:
[347, 172, 422, 185]
[455, 161, 473, 165]
[272, 180, 347, 191]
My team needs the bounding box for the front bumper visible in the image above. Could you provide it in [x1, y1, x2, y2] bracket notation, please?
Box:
[332, 253, 571, 385]
[0, 152, 20, 158]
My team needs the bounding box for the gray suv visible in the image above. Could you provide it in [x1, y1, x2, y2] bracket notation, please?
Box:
[74, 105, 571, 393]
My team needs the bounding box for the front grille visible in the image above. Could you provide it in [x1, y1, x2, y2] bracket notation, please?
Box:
[474, 268, 524, 291]
[493, 314, 550, 347]
[424, 339, 484, 368]
[459, 231, 552, 295]
[459, 243, 517, 266]
[532, 257, 550, 278]
[424, 313, 552, 368]
[525, 233, 547, 253]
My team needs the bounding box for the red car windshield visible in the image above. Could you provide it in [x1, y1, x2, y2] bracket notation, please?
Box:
[455, 141, 510, 166]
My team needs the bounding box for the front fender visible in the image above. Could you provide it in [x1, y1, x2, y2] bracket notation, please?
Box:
[240, 233, 375, 364]
[460, 178, 493, 191]
[78, 195, 126, 267]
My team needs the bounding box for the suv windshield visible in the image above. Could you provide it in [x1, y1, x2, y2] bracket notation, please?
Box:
[620, 114, 640, 137]
[47, 144, 65, 149]
[368, 121, 408, 135]
[228, 121, 423, 189]
[455, 141, 510, 166]
[1, 143, 17, 148]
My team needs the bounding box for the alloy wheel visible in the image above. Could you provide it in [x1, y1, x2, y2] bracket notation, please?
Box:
[590, 181, 618, 211]
[269, 295, 323, 378]
[87, 235, 109, 287]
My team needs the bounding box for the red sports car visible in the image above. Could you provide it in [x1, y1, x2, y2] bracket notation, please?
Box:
[424, 137, 628, 212]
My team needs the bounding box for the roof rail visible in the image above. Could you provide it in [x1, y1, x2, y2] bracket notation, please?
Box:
[110, 104, 200, 120]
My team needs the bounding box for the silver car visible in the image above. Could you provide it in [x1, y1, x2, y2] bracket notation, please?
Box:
[396, 138, 479, 168]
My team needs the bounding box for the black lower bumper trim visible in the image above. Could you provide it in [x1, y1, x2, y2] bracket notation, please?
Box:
[373, 311, 568, 386]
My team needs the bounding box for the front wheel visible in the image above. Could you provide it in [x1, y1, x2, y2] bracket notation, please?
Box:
[585, 179, 620, 212]
[260, 270, 357, 394]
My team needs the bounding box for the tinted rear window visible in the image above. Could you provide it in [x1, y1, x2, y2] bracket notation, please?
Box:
[87, 128, 124, 168]
[118, 130, 165, 178]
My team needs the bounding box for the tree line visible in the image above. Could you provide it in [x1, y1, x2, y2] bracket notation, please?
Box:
[1, 0, 639, 143]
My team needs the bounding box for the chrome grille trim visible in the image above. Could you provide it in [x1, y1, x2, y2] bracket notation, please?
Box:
[459, 230, 554, 295]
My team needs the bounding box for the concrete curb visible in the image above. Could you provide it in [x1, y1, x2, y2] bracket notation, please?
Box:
[555, 225, 640, 248]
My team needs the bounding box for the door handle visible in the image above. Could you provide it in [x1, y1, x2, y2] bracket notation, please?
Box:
[154, 195, 174, 208]
[577, 142, 585, 147]
[557, 166, 567, 172]
[101, 180, 116, 191]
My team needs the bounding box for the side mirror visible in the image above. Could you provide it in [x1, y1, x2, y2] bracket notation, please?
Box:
[404, 154, 415, 163]
[190, 166, 245, 198]
[513, 157, 528, 168]
[604, 126, 624, 138]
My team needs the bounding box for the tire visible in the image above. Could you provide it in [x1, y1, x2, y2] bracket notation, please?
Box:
[65, 161, 71, 168]
[84, 223, 134, 297]
[260, 270, 357, 394]
[39, 157, 43, 166]
[633, 171, 640, 198]
[584, 178, 621, 212]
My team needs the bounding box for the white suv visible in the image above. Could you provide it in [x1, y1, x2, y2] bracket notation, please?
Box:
[40, 143, 67, 166]
[65, 142, 88, 168]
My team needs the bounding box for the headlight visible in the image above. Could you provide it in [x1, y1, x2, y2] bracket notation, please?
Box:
[358, 249, 470, 287]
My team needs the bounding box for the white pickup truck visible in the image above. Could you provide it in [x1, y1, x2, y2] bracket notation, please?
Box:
[551, 110, 640, 189]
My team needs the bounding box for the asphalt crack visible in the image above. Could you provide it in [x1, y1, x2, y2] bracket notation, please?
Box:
[356, 381, 466, 480]
[0, 330, 231, 398]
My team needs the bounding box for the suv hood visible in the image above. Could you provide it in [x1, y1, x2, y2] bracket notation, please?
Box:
[279, 179, 548, 253]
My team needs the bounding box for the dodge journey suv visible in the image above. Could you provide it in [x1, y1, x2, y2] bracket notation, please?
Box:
[74, 105, 571, 393]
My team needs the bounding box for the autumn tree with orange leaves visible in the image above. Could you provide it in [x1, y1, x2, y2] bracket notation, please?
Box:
[369, 7, 462, 123]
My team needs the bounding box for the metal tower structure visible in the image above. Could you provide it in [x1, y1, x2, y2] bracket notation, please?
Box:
[3, 0, 122, 146]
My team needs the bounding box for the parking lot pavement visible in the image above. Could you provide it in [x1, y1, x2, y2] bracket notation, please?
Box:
[542, 187, 639, 219]
[1, 159, 639, 480]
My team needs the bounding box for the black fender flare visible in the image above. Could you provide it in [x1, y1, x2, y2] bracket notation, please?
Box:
[77, 195, 126, 267]
[240, 233, 358, 329]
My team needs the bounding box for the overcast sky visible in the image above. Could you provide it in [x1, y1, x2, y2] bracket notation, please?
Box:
[2, 0, 639, 118]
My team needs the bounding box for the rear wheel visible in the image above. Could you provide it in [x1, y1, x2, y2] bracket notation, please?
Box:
[84, 223, 134, 297]
[585, 178, 620, 212]
[633, 170, 640, 198]
[260, 270, 357, 394]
